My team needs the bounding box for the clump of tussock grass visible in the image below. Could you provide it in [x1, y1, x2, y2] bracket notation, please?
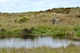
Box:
[15, 16, 30, 23]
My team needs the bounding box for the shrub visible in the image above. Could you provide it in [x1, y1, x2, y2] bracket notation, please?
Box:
[21, 28, 36, 39]
[0, 29, 6, 32]
[21, 28, 35, 35]
[15, 16, 30, 23]
[21, 28, 31, 35]
[0, 29, 7, 34]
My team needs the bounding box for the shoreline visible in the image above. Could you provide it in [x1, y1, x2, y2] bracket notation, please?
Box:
[0, 34, 80, 40]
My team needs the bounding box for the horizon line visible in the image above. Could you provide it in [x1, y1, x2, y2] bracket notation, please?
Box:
[0, 6, 80, 13]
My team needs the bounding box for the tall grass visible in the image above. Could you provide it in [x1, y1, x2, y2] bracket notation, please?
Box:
[0, 25, 80, 38]
[0, 44, 79, 53]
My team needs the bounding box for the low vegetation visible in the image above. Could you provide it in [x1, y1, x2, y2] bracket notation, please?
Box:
[0, 25, 80, 39]
[15, 16, 30, 23]
[0, 7, 80, 39]
[0, 44, 80, 53]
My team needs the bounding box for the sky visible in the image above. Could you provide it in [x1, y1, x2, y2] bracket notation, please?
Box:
[0, 0, 80, 13]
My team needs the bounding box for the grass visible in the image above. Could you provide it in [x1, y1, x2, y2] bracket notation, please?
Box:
[0, 7, 80, 39]
[0, 44, 80, 53]
[0, 25, 80, 40]
[0, 7, 80, 53]
[31, 25, 80, 37]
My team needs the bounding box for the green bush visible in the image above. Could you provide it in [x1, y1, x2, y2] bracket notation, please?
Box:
[0, 29, 6, 34]
[16, 16, 30, 23]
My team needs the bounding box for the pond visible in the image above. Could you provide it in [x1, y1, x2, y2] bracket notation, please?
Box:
[0, 36, 80, 48]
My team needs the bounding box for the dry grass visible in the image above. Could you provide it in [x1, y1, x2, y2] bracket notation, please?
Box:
[0, 7, 80, 38]
[0, 12, 80, 30]
[0, 44, 80, 53]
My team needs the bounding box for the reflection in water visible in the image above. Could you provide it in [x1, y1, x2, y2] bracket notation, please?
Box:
[0, 37, 80, 48]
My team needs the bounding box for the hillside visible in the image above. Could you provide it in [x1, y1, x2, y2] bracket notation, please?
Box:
[0, 7, 80, 29]
[0, 7, 80, 39]
[45, 7, 80, 14]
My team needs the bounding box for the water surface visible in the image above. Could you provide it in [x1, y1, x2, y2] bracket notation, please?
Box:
[0, 37, 80, 48]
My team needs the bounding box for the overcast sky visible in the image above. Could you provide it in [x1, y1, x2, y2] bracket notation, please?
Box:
[0, 0, 80, 13]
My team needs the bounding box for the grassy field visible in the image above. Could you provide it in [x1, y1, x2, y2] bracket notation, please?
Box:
[0, 44, 80, 53]
[0, 7, 80, 39]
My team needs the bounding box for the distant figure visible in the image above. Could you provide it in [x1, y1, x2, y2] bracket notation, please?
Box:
[51, 18, 60, 24]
